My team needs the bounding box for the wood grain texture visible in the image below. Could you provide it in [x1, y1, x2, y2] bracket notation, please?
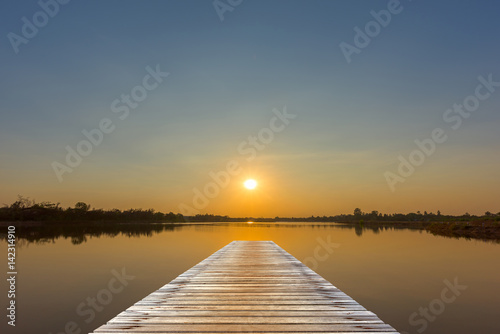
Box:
[90, 240, 399, 333]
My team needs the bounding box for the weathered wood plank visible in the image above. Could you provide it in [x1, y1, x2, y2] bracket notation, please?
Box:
[138, 300, 359, 305]
[94, 333, 398, 334]
[115, 310, 378, 317]
[107, 316, 384, 324]
[90, 241, 399, 333]
[127, 304, 368, 311]
[94, 323, 397, 332]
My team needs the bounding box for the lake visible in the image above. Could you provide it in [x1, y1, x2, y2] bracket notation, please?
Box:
[1, 222, 499, 334]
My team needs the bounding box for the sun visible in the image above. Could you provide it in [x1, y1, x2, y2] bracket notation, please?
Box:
[243, 179, 257, 190]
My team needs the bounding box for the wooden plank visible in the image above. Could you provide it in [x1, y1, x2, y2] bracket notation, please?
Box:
[115, 310, 378, 317]
[93, 332, 398, 334]
[94, 323, 396, 332]
[138, 300, 359, 305]
[90, 241, 399, 333]
[127, 305, 368, 311]
[107, 316, 384, 324]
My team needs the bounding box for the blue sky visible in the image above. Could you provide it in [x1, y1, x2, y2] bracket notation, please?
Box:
[1, 0, 499, 215]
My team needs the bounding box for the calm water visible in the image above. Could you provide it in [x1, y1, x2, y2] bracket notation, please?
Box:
[1, 223, 499, 334]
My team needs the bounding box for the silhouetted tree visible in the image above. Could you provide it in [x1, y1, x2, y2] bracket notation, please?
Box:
[75, 202, 91, 211]
[353, 208, 362, 218]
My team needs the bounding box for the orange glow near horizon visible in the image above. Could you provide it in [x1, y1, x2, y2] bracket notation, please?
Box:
[2, 156, 500, 217]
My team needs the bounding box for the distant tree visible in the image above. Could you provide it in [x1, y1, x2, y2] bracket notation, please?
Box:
[74, 202, 91, 211]
[37, 201, 60, 209]
[353, 208, 362, 217]
[437, 210, 441, 216]
[10, 195, 34, 209]
[485, 211, 492, 216]
[370, 210, 379, 221]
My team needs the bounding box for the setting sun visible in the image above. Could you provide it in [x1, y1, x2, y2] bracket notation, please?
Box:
[244, 179, 258, 190]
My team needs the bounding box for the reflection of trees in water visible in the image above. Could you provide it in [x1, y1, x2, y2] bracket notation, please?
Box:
[0, 223, 185, 247]
[184, 222, 426, 240]
[0, 221, 430, 247]
[335, 222, 427, 238]
[355, 224, 363, 237]
[71, 234, 87, 245]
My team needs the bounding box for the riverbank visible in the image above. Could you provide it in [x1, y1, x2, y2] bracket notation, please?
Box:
[426, 221, 500, 241]
[2, 220, 500, 244]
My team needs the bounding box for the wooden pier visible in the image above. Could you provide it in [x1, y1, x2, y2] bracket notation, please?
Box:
[91, 240, 399, 333]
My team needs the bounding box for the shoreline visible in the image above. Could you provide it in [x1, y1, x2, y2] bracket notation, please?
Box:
[2, 220, 500, 242]
[426, 221, 500, 241]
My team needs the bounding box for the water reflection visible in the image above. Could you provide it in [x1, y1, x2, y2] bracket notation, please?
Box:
[0, 221, 434, 247]
[0, 222, 181, 246]
[1, 221, 498, 334]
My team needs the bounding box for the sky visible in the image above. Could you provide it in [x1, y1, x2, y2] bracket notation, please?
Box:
[1, 0, 499, 217]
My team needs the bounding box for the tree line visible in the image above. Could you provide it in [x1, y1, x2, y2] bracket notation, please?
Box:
[0, 196, 183, 223]
[1, 196, 498, 223]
